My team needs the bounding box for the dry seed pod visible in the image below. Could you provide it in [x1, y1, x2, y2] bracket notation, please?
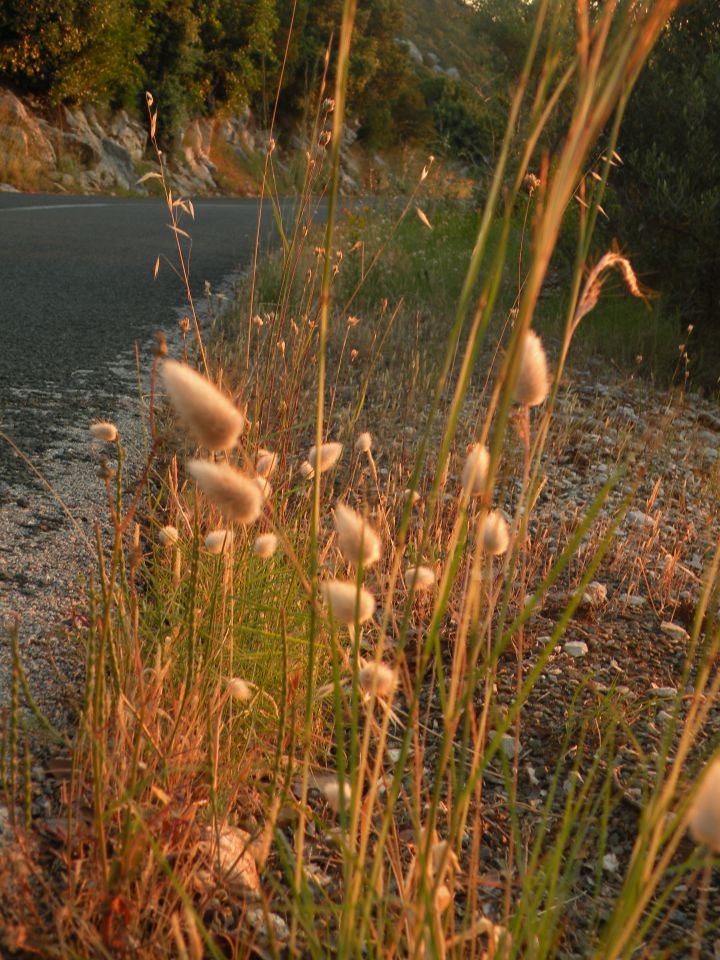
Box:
[204, 529, 234, 554]
[308, 442, 343, 474]
[358, 662, 397, 698]
[188, 460, 263, 524]
[481, 511, 509, 556]
[254, 533, 278, 559]
[158, 525, 180, 546]
[462, 444, 490, 497]
[405, 565, 435, 590]
[333, 503, 381, 569]
[514, 330, 549, 407]
[321, 580, 376, 626]
[689, 757, 720, 851]
[161, 359, 245, 451]
[90, 421, 118, 442]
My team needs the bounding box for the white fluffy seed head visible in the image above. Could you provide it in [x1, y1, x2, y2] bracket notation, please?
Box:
[481, 511, 510, 556]
[158, 525, 179, 546]
[299, 460, 314, 479]
[462, 444, 490, 497]
[322, 778, 352, 813]
[308, 441, 343, 473]
[355, 432, 372, 454]
[404, 488, 421, 506]
[689, 757, 720, 851]
[255, 449, 278, 478]
[227, 678, 252, 702]
[358, 662, 397, 698]
[320, 579, 376, 626]
[406, 565, 436, 590]
[254, 533, 278, 559]
[204, 529, 234, 554]
[333, 503, 381, 569]
[90, 421, 118, 442]
[161, 359, 245, 451]
[188, 460, 263, 524]
[514, 330, 549, 407]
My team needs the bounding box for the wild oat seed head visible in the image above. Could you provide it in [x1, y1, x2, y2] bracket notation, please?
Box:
[462, 444, 490, 497]
[255, 449, 278, 478]
[308, 442, 343, 474]
[204, 529, 234, 554]
[333, 503, 381, 568]
[322, 778, 352, 813]
[161, 359, 245, 451]
[406, 565, 436, 590]
[158, 525, 179, 547]
[227, 678, 252, 702]
[514, 330, 549, 407]
[355, 432, 372, 454]
[188, 460, 263, 524]
[689, 757, 720, 851]
[482, 511, 510, 556]
[254, 533, 278, 559]
[320, 579, 376, 626]
[90, 421, 118, 443]
[358, 662, 397, 698]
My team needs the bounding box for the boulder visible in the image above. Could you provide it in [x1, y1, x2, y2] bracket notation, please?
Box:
[0, 90, 56, 169]
[107, 109, 147, 161]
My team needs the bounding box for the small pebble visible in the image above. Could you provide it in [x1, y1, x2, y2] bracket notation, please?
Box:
[564, 640, 588, 658]
[653, 687, 678, 699]
[661, 621, 689, 642]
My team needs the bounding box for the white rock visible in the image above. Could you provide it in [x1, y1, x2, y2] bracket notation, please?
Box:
[602, 852, 619, 873]
[653, 687, 678, 699]
[564, 641, 588, 658]
[627, 509, 654, 528]
[627, 595, 646, 609]
[661, 621, 690, 642]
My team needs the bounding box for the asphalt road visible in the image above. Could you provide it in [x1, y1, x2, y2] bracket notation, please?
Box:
[0, 192, 304, 714]
[0, 193, 284, 494]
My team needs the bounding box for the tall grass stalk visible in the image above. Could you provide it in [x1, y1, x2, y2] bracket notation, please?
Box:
[9, 3, 720, 959]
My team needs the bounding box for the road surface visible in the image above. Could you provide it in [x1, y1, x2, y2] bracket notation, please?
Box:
[0, 193, 293, 721]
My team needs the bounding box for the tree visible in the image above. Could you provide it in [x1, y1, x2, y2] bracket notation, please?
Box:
[614, 0, 720, 371]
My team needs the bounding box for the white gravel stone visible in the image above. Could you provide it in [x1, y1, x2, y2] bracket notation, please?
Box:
[661, 621, 690, 642]
[564, 641, 588, 658]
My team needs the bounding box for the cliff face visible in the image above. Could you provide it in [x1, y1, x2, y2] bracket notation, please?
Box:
[0, 90, 269, 196]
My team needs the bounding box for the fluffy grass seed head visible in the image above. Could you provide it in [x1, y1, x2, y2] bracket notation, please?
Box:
[481, 510, 510, 555]
[299, 460, 314, 479]
[406, 565, 436, 590]
[355, 432, 372, 454]
[161, 358, 245, 451]
[322, 778, 352, 813]
[188, 460, 263, 524]
[514, 330, 549, 407]
[255, 449, 278, 478]
[90, 421, 118, 442]
[254, 533, 278, 559]
[358, 662, 397, 698]
[321, 579, 376, 626]
[227, 678, 252, 702]
[333, 503, 381, 568]
[204, 529, 234, 554]
[688, 757, 720, 851]
[308, 441, 343, 474]
[158, 525, 180, 546]
[462, 444, 490, 497]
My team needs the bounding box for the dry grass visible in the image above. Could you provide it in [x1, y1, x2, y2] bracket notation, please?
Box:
[4, 3, 720, 959]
